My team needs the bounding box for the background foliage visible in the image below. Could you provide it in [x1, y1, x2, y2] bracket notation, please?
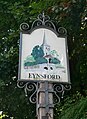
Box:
[0, 0, 87, 119]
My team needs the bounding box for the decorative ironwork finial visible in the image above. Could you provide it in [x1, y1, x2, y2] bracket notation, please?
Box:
[20, 12, 67, 36]
[42, 11, 45, 25]
[31, 12, 56, 31]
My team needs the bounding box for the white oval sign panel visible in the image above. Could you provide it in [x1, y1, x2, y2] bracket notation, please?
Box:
[19, 28, 70, 83]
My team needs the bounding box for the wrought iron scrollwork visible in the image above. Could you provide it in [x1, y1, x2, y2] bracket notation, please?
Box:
[63, 84, 71, 91]
[17, 81, 38, 103]
[17, 81, 26, 88]
[17, 81, 71, 105]
[19, 12, 67, 37]
[58, 27, 67, 36]
[31, 12, 56, 31]
[20, 23, 30, 31]
[53, 84, 71, 104]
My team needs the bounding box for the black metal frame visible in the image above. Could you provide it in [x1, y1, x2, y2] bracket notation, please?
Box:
[17, 12, 71, 118]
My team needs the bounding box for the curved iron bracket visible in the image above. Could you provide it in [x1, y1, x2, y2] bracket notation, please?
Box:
[17, 81, 38, 104]
[53, 83, 71, 104]
[17, 81, 71, 104]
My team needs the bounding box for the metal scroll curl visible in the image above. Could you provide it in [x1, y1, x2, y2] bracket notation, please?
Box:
[63, 84, 71, 91]
[53, 84, 63, 104]
[53, 84, 71, 104]
[58, 27, 67, 36]
[25, 82, 38, 103]
[17, 81, 37, 104]
[31, 12, 56, 31]
[20, 23, 30, 31]
[17, 81, 26, 88]
[38, 13, 50, 22]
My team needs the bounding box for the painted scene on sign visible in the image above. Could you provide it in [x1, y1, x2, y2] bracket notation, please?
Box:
[20, 28, 69, 82]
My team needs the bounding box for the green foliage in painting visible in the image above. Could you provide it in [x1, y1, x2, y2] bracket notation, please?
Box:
[24, 45, 47, 66]
[50, 58, 60, 64]
[36, 57, 48, 64]
[31, 45, 44, 60]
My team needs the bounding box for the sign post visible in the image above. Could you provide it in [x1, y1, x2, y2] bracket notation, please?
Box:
[17, 12, 71, 119]
[36, 82, 53, 119]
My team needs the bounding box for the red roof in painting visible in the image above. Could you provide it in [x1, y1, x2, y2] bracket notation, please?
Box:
[44, 55, 53, 58]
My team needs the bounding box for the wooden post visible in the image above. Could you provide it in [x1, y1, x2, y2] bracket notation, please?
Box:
[37, 82, 54, 119]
